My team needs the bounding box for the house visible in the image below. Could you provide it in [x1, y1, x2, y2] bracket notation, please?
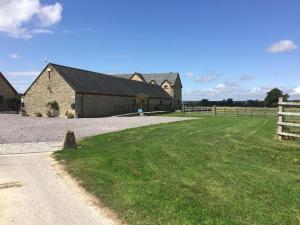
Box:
[23, 63, 176, 118]
[0, 72, 18, 111]
[112, 72, 182, 110]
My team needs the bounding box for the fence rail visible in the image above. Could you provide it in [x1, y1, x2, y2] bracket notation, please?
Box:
[277, 97, 300, 140]
[182, 106, 277, 116]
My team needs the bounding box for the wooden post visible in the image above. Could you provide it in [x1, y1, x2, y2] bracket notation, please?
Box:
[250, 107, 253, 117]
[213, 105, 217, 116]
[224, 107, 225, 115]
[264, 107, 267, 117]
[278, 97, 284, 140]
[236, 107, 239, 116]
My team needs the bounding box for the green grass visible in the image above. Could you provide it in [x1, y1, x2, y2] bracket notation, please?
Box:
[55, 116, 300, 225]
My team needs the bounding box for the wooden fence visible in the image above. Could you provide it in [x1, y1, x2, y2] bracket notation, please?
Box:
[182, 106, 277, 116]
[277, 97, 300, 140]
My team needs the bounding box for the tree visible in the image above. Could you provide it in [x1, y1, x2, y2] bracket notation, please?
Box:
[136, 94, 148, 109]
[264, 88, 289, 107]
[200, 99, 210, 106]
[226, 98, 234, 106]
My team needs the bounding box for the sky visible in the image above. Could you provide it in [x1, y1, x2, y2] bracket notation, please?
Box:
[0, 0, 299, 100]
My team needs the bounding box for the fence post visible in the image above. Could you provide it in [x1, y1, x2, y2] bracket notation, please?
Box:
[264, 107, 267, 117]
[250, 107, 253, 117]
[236, 107, 239, 116]
[224, 107, 225, 115]
[213, 105, 217, 116]
[278, 97, 284, 140]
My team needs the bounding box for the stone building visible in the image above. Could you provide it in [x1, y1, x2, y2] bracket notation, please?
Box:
[113, 72, 182, 110]
[23, 63, 178, 118]
[0, 72, 18, 111]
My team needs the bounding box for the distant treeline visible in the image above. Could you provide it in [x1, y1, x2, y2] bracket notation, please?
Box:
[183, 99, 267, 107]
[183, 89, 299, 108]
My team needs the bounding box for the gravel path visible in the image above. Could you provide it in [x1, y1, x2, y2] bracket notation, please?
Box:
[0, 114, 189, 144]
[0, 142, 62, 155]
[0, 153, 117, 225]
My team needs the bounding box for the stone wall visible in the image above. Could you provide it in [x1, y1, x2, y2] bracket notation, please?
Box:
[161, 80, 173, 97]
[161, 79, 182, 110]
[0, 75, 16, 111]
[24, 66, 75, 117]
[76, 93, 173, 117]
[172, 78, 182, 110]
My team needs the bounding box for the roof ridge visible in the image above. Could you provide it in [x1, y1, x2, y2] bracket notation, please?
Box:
[51, 63, 164, 88]
[50, 63, 108, 76]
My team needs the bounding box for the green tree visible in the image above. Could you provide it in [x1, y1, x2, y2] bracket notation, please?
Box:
[200, 99, 210, 106]
[226, 98, 234, 106]
[136, 94, 148, 109]
[264, 88, 289, 107]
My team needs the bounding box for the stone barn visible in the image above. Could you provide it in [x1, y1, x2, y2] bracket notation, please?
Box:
[0, 72, 18, 112]
[23, 63, 176, 118]
[112, 72, 182, 110]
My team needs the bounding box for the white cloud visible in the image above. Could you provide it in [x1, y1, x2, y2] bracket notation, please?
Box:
[291, 86, 300, 95]
[185, 71, 221, 83]
[9, 53, 20, 59]
[38, 3, 62, 27]
[183, 82, 278, 101]
[185, 72, 194, 78]
[31, 28, 54, 34]
[183, 84, 300, 101]
[5, 71, 39, 77]
[240, 75, 254, 81]
[267, 40, 298, 53]
[0, 0, 63, 38]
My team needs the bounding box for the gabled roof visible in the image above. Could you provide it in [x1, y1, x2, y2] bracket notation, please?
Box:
[112, 72, 181, 87]
[0, 72, 18, 94]
[40, 64, 171, 99]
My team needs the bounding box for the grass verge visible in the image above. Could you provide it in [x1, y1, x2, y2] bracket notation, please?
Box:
[55, 116, 300, 225]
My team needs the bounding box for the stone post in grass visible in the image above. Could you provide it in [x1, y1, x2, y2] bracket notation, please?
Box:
[63, 131, 77, 149]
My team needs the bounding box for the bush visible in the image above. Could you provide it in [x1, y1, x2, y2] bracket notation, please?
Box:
[65, 111, 74, 119]
[46, 110, 53, 117]
[21, 109, 28, 116]
[46, 101, 59, 111]
[34, 112, 42, 117]
[46, 101, 59, 117]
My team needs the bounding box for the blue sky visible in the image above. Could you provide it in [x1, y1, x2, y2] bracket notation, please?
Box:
[0, 0, 299, 100]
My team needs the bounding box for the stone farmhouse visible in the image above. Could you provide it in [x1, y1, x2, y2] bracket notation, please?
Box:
[0, 72, 18, 111]
[23, 63, 182, 118]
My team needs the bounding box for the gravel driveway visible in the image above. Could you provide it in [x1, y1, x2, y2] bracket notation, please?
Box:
[0, 114, 189, 144]
[0, 114, 190, 154]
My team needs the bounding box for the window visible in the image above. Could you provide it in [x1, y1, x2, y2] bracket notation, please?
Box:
[0, 95, 3, 104]
[160, 100, 163, 105]
[164, 85, 168, 89]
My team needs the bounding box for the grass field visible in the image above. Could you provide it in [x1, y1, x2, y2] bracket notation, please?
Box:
[55, 115, 300, 225]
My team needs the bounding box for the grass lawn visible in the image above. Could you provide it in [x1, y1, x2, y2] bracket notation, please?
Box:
[55, 115, 300, 225]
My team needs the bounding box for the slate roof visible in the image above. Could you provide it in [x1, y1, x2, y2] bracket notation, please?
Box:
[0, 72, 18, 94]
[49, 64, 171, 99]
[113, 73, 180, 86]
